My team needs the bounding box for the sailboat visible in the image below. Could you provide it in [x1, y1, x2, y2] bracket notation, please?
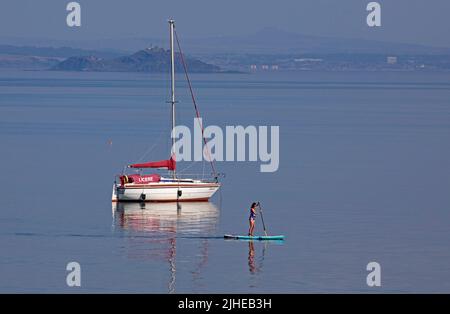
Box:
[112, 19, 220, 202]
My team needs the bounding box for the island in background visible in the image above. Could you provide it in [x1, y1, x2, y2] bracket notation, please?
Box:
[52, 47, 221, 73]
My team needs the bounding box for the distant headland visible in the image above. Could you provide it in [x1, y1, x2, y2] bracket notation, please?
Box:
[52, 46, 221, 73]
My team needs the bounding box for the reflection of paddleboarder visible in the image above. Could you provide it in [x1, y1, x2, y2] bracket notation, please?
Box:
[248, 202, 258, 236]
[248, 241, 256, 274]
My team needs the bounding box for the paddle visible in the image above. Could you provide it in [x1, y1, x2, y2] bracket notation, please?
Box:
[257, 202, 268, 237]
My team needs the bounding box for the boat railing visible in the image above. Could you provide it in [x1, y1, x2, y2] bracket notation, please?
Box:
[173, 173, 220, 182]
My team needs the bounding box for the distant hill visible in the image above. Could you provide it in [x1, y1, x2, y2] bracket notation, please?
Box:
[184, 27, 450, 55]
[3, 28, 450, 55]
[0, 44, 121, 58]
[52, 47, 221, 73]
[0, 54, 62, 70]
[0, 44, 122, 70]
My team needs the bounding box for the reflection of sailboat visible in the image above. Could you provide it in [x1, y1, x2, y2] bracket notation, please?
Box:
[112, 201, 219, 293]
[113, 201, 219, 235]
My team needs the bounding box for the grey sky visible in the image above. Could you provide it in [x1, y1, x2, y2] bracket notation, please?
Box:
[1, 0, 449, 47]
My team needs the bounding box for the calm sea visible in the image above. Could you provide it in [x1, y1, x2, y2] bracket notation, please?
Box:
[0, 70, 449, 292]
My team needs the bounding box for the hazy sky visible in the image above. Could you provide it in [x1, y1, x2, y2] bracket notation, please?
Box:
[1, 0, 450, 47]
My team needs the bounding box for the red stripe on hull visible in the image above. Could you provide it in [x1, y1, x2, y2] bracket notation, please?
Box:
[113, 197, 210, 203]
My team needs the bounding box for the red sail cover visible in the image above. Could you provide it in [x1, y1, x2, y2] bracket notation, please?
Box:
[128, 156, 176, 170]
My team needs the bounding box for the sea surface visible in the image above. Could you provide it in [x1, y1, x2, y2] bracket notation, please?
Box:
[0, 70, 449, 293]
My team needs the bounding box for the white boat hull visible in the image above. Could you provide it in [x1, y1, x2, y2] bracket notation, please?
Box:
[112, 181, 220, 202]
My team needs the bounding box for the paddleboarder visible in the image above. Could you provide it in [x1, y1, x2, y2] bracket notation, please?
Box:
[248, 202, 258, 236]
[224, 201, 284, 241]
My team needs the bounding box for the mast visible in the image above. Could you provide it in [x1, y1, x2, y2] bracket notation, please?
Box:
[169, 19, 176, 179]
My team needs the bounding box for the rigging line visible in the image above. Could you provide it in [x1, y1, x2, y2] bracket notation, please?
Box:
[176, 160, 198, 174]
[135, 130, 166, 163]
[202, 157, 205, 180]
[174, 29, 217, 178]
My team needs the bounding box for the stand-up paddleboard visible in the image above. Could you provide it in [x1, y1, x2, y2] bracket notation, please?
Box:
[226, 202, 284, 241]
[224, 234, 285, 241]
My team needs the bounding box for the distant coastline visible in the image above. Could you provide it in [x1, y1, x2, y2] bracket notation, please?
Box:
[2, 28, 450, 73]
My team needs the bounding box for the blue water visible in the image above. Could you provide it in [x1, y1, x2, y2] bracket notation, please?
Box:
[0, 70, 449, 292]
